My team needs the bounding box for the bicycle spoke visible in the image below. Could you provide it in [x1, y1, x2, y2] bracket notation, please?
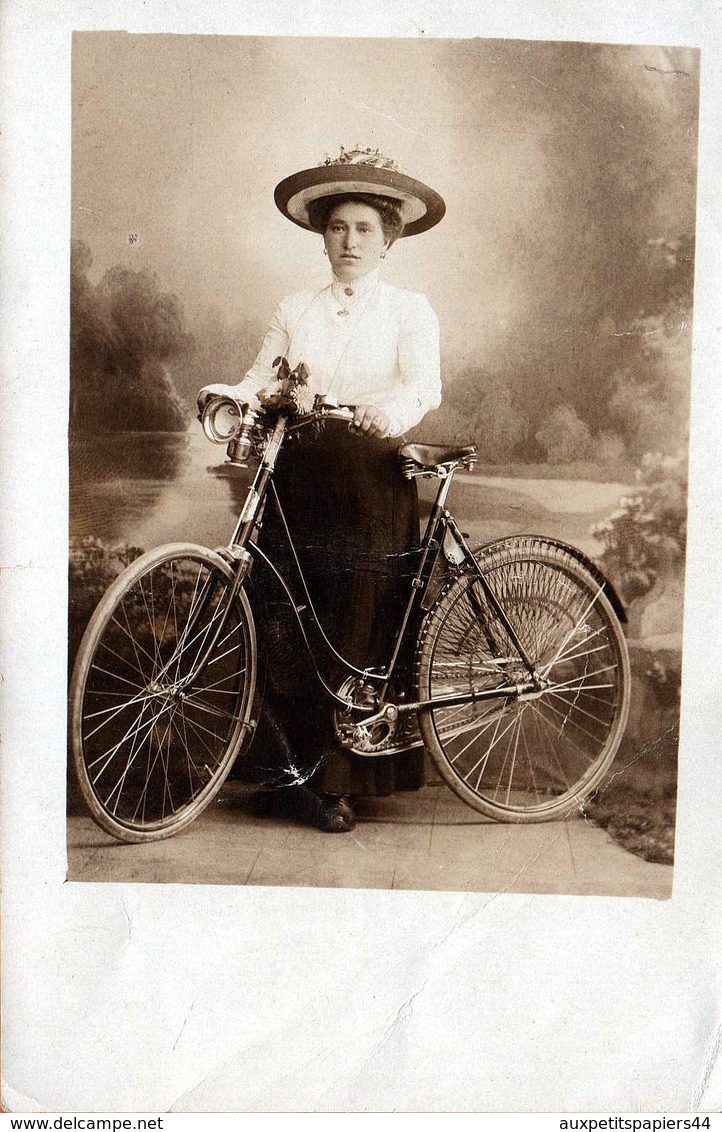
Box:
[91, 704, 160, 807]
[545, 689, 614, 729]
[157, 715, 177, 820]
[93, 641, 148, 683]
[114, 601, 159, 676]
[114, 714, 172, 820]
[206, 620, 246, 664]
[539, 580, 606, 677]
[547, 683, 616, 709]
[548, 678, 617, 695]
[175, 707, 198, 800]
[537, 693, 611, 746]
[154, 562, 176, 670]
[176, 703, 232, 742]
[526, 699, 598, 766]
[470, 711, 521, 789]
[420, 549, 629, 819]
[523, 701, 579, 790]
[548, 658, 618, 686]
[167, 564, 207, 683]
[447, 705, 514, 767]
[501, 711, 525, 805]
[490, 714, 517, 804]
[108, 715, 164, 816]
[187, 666, 247, 694]
[169, 558, 180, 667]
[137, 725, 154, 826]
[550, 625, 612, 666]
[188, 682, 246, 696]
[84, 687, 147, 699]
[180, 708, 223, 759]
[172, 708, 214, 787]
[86, 699, 162, 777]
[137, 573, 163, 673]
[519, 714, 542, 803]
[73, 549, 255, 838]
[178, 598, 227, 677]
[82, 690, 156, 728]
[432, 701, 484, 728]
[179, 712, 228, 770]
[181, 689, 241, 723]
[125, 721, 152, 827]
[160, 590, 230, 688]
[436, 707, 510, 744]
[180, 571, 229, 651]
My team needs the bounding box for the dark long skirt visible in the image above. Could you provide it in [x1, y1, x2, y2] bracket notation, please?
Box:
[245, 419, 425, 796]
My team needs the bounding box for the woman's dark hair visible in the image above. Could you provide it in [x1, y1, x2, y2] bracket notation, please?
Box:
[307, 193, 405, 244]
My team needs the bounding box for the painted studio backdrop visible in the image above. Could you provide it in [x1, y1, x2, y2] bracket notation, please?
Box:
[68, 34, 698, 892]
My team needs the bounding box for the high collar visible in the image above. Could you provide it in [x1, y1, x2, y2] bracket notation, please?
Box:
[330, 268, 381, 305]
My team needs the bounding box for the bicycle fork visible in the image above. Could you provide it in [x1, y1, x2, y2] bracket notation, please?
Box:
[151, 418, 288, 694]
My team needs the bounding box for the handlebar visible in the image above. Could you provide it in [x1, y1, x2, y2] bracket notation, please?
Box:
[199, 393, 360, 468]
[287, 403, 356, 432]
[200, 393, 356, 446]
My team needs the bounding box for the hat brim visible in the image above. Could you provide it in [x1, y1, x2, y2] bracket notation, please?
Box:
[274, 164, 445, 237]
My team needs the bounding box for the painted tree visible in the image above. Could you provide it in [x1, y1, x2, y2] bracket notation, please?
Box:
[70, 240, 190, 433]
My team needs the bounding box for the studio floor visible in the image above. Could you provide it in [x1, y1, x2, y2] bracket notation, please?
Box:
[66, 783, 673, 899]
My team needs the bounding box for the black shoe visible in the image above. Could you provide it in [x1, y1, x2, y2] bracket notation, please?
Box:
[317, 794, 356, 833]
[250, 786, 355, 833]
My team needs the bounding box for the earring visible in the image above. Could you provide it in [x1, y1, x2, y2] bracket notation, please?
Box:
[323, 247, 328, 256]
[381, 252, 386, 259]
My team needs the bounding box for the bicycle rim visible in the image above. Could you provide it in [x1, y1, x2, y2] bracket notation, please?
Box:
[70, 544, 256, 842]
[416, 546, 630, 821]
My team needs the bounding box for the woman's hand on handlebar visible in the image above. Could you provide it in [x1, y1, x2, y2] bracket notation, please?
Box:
[351, 404, 392, 439]
[197, 384, 235, 416]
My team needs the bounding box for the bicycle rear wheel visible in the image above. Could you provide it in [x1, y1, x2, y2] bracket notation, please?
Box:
[70, 543, 256, 842]
[416, 541, 630, 821]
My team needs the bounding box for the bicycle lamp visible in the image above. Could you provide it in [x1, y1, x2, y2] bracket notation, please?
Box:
[201, 396, 243, 444]
[201, 396, 259, 467]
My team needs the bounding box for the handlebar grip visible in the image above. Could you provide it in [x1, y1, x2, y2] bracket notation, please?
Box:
[324, 405, 355, 423]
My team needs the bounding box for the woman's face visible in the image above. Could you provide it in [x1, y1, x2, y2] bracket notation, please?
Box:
[323, 202, 389, 283]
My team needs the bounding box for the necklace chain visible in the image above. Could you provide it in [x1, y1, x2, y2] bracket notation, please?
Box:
[332, 280, 358, 317]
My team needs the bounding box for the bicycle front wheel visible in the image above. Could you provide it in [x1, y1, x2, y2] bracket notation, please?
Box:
[416, 542, 630, 821]
[70, 543, 257, 842]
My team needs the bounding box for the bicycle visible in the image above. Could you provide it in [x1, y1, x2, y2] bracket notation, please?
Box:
[70, 361, 631, 843]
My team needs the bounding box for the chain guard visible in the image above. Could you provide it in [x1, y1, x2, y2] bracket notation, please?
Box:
[333, 677, 423, 757]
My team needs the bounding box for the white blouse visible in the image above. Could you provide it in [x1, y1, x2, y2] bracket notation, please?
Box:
[222, 270, 442, 437]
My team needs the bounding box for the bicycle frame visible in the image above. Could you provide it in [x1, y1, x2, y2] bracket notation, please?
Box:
[189, 401, 542, 725]
[71, 386, 632, 838]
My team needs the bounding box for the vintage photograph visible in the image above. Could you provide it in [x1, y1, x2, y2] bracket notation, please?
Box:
[66, 33, 698, 897]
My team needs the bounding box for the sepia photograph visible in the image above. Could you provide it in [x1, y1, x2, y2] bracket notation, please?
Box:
[4, 0, 722, 1114]
[66, 33, 698, 899]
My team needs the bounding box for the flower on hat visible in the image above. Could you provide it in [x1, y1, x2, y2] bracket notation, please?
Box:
[276, 148, 444, 235]
[318, 145, 400, 171]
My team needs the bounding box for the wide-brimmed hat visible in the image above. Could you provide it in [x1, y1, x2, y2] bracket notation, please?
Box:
[274, 146, 445, 237]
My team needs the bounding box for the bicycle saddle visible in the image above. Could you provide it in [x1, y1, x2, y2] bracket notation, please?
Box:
[399, 443, 478, 472]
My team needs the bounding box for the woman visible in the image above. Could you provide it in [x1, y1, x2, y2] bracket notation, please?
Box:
[199, 147, 445, 831]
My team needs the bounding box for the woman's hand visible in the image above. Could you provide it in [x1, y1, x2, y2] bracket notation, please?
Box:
[197, 383, 236, 415]
[352, 404, 392, 439]
[196, 383, 260, 418]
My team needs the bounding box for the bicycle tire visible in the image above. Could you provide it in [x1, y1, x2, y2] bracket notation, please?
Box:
[70, 542, 257, 843]
[416, 539, 631, 822]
